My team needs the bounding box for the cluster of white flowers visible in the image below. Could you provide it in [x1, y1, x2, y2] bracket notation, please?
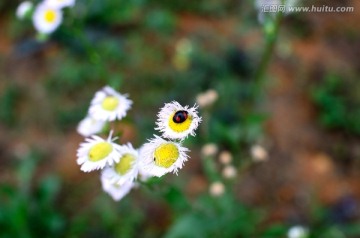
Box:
[219, 151, 237, 179]
[16, 0, 75, 35]
[76, 86, 201, 201]
[201, 146, 237, 197]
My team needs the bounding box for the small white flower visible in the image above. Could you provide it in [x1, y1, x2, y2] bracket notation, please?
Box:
[44, 0, 76, 8]
[139, 135, 189, 177]
[251, 144, 268, 162]
[201, 143, 218, 157]
[219, 150, 232, 164]
[101, 175, 134, 201]
[16, 1, 33, 20]
[77, 132, 121, 172]
[196, 89, 218, 108]
[77, 116, 106, 137]
[155, 101, 201, 140]
[222, 165, 237, 179]
[287, 226, 309, 238]
[101, 143, 139, 185]
[88, 86, 132, 122]
[209, 181, 225, 197]
[32, 2, 63, 34]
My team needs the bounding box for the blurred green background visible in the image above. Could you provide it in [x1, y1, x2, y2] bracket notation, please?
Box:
[1, 0, 360, 237]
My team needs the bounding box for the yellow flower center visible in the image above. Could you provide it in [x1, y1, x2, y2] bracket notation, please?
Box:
[88, 142, 113, 162]
[44, 10, 57, 23]
[114, 153, 135, 175]
[154, 143, 179, 168]
[101, 96, 119, 111]
[168, 112, 192, 132]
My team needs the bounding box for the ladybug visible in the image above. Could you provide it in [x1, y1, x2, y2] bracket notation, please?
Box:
[173, 110, 188, 123]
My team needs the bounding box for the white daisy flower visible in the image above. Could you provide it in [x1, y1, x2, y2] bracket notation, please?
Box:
[201, 143, 218, 157]
[218, 150, 232, 164]
[139, 135, 189, 177]
[101, 143, 139, 185]
[209, 181, 225, 197]
[196, 89, 218, 108]
[251, 144, 268, 162]
[155, 101, 201, 140]
[16, 1, 33, 20]
[101, 175, 134, 201]
[77, 116, 106, 137]
[44, 0, 76, 8]
[77, 132, 121, 172]
[88, 86, 132, 122]
[32, 2, 63, 34]
[222, 165, 237, 179]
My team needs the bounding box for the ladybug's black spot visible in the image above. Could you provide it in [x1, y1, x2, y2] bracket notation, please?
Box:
[172, 110, 188, 123]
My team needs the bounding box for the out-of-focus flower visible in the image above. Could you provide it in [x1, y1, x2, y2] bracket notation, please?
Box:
[175, 38, 193, 55]
[16, 1, 33, 19]
[138, 153, 154, 182]
[196, 89, 218, 108]
[222, 165, 237, 179]
[201, 143, 218, 157]
[32, 2, 63, 34]
[139, 135, 189, 177]
[101, 143, 139, 185]
[101, 175, 134, 201]
[219, 150, 232, 165]
[255, 0, 299, 23]
[209, 181, 225, 197]
[77, 116, 106, 137]
[77, 132, 121, 172]
[251, 144, 268, 162]
[44, 0, 76, 8]
[172, 54, 189, 71]
[89, 86, 132, 122]
[172, 38, 193, 71]
[155, 101, 201, 140]
[287, 226, 309, 238]
[138, 165, 153, 182]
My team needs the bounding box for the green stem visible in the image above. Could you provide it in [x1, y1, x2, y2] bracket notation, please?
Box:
[203, 156, 220, 182]
[73, 27, 107, 85]
[253, 11, 283, 90]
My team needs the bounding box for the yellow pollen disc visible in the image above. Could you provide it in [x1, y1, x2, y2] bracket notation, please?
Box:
[114, 153, 135, 175]
[101, 96, 119, 111]
[44, 10, 57, 23]
[168, 113, 192, 132]
[88, 142, 112, 162]
[154, 143, 179, 168]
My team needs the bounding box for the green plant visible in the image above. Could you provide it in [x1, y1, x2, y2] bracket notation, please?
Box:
[312, 73, 360, 135]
